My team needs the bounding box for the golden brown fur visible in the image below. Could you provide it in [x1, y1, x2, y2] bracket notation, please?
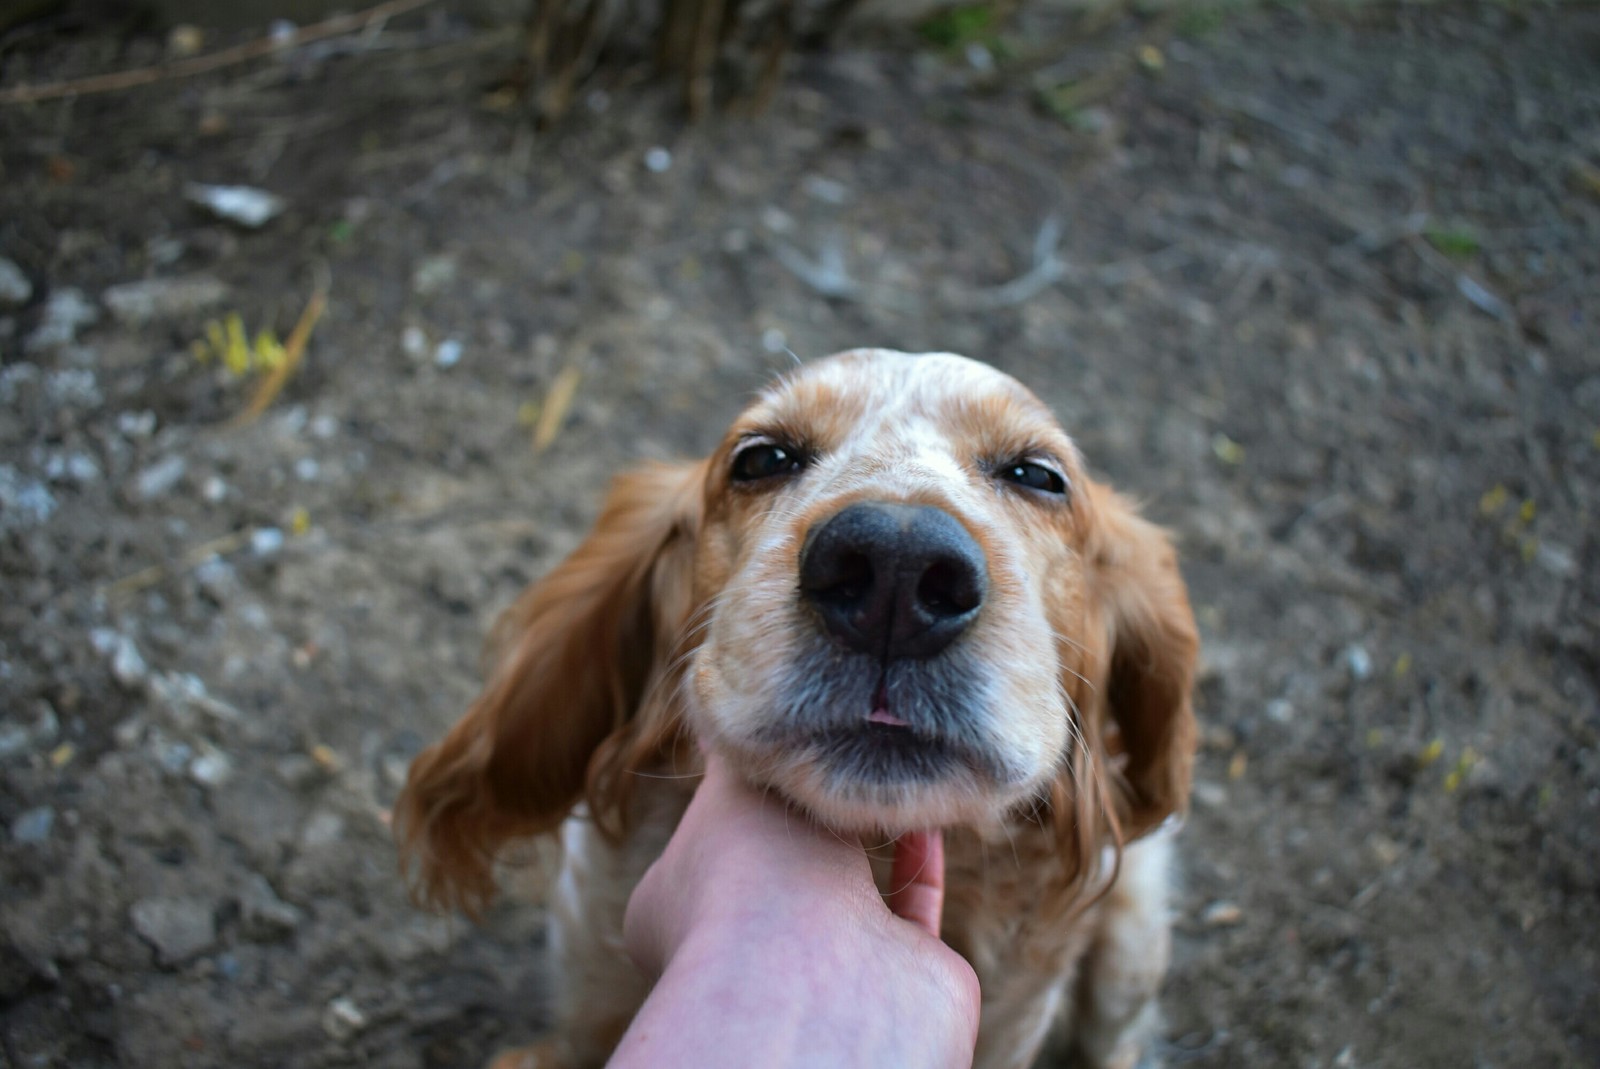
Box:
[397, 349, 1199, 1069]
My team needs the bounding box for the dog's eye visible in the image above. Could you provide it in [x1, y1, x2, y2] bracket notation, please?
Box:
[998, 461, 1067, 496]
[732, 442, 806, 483]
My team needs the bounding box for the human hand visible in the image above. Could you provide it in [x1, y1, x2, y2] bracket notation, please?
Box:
[614, 754, 980, 1069]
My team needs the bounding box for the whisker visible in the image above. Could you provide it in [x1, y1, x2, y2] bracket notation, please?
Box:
[884, 840, 934, 898]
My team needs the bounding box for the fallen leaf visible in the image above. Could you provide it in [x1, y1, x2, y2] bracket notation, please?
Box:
[1211, 432, 1245, 465]
[1444, 747, 1479, 793]
[533, 366, 582, 454]
[1478, 484, 1508, 516]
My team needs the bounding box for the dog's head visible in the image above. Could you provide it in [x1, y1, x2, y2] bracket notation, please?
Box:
[398, 350, 1198, 915]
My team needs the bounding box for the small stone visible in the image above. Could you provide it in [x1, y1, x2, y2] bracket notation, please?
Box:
[135, 455, 187, 500]
[802, 175, 850, 205]
[25, 288, 98, 352]
[322, 995, 368, 1041]
[237, 873, 304, 940]
[293, 457, 320, 482]
[24, 286, 99, 352]
[251, 527, 285, 556]
[1265, 699, 1294, 724]
[411, 256, 456, 297]
[131, 896, 218, 965]
[185, 183, 286, 229]
[10, 806, 55, 844]
[157, 738, 194, 773]
[274, 754, 318, 787]
[0, 257, 31, 306]
[102, 276, 228, 325]
[0, 465, 55, 531]
[1535, 542, 1575, 578]
[1191, 780, 1227, 809]
[194, 556, 237, 602]
[643, 146, 672, 173]
[433, 338, 463, 369]
[46, 368, 101, 408]
[91, 629, 148, 690]
[118, 410, 158, 439]
[189, 747, 233, 787]
[43, 451, 100, 484]
[0, 722, 29, 758]
[147, 236, 186, 266]
[201, 475, 228, 504]
[381, 752, 411, 790]
[301, 810, 345, 848]
[0, 362, 39, 405]
[760, 206, 794, 234]
[113, 716, 146, 749]
[1343, 645, 1374, 681]
[1201, 901, 1244, 928]
[400, 325, 428, 359]
[761, 328, 788, 354]
[111, 640, 148, 690]
[1370, 835, 1402, 866]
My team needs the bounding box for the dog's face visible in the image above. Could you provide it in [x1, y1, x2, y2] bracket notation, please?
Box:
[398, 349, 1197, 916]
[690, 351, 1093, 831]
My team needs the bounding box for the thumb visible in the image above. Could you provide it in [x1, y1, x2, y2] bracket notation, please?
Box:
[884, 828, 945, 937]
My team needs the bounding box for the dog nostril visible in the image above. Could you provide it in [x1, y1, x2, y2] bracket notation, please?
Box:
[827, 552, 873, 603]
[918, 558, 981, 616]
[803, 547, 875, 605]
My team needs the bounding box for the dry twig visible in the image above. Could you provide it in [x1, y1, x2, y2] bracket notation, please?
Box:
[0, 0, 437, 106]
[233, 268, 331, 427]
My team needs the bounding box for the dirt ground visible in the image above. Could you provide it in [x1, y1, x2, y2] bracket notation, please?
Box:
[1, 2, 1597, 1066]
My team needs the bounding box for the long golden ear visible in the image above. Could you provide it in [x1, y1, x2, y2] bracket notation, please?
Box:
[396, 460, 706, 915]
[1084, 483, 1199, 843]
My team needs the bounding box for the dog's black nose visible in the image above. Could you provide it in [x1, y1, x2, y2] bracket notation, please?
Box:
[799, 502, 987, 660]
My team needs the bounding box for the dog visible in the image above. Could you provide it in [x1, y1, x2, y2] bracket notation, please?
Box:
[398, 349, 1199, 1069]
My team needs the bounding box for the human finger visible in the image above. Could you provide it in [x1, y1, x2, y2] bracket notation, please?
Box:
[884, 828, 945, 937]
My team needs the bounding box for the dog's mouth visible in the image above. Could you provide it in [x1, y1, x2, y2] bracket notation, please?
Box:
[801, 675, 990, 788]
[866, 679, 911, 729]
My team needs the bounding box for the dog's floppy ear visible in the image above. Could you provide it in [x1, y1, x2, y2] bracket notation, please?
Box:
[1083, 482, 1199, 843]
[396, 459, 707, 915]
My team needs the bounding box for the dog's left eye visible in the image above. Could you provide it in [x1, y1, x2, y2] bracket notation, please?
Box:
[998, 460, 1068, 496]
[732, 442, 807, 482]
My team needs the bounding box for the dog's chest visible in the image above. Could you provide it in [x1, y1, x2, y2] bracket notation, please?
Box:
[869, 823, 1106, 984]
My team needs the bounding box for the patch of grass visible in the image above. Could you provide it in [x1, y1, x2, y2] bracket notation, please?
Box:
[920, 4, 997, 50]
[1424, 223, 1482, 259]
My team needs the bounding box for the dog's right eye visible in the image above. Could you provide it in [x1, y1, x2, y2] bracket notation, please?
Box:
[732, 442, 806, 483]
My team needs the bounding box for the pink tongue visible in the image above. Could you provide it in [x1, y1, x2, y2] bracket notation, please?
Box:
[868, 707, 911, 727]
